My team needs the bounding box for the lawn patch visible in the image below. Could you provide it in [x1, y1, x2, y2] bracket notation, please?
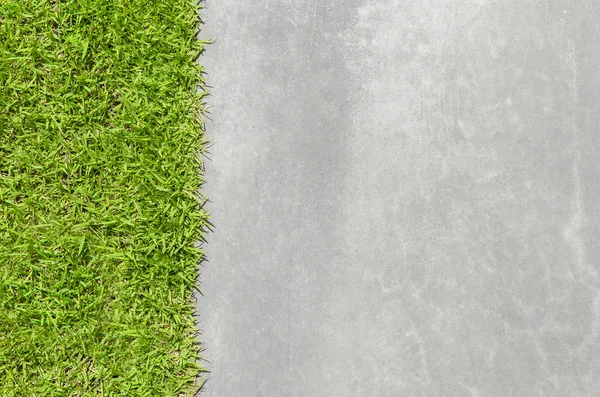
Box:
[0, 0, 209, 395]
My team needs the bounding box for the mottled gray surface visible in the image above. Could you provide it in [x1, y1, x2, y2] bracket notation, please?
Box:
[198, 1, 600, 396]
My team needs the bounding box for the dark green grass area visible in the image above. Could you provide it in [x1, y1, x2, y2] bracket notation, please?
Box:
[0, 0, 209, 395]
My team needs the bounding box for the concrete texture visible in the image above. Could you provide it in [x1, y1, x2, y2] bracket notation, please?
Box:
[198, 1, 600, 396]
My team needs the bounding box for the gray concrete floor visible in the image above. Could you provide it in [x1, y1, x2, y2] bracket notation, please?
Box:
[198, 1, 600, 396]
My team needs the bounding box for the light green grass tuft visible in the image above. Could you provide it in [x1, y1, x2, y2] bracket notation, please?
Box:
[0, 0, 209, 395]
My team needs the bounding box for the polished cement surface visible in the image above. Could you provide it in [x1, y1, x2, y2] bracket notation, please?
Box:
[199, 1, 600, 395]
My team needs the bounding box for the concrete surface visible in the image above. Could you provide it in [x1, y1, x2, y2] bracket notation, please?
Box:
[198, 1, 600, 396]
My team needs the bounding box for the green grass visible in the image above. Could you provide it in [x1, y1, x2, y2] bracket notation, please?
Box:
[0, 0, 209, 395]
